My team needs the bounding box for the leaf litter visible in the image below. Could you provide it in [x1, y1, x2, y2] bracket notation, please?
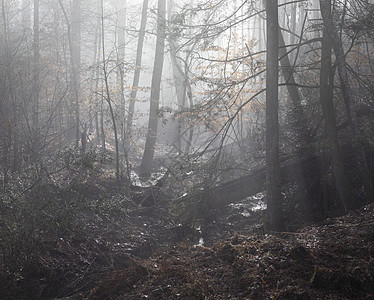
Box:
[1, 178, 373, 300]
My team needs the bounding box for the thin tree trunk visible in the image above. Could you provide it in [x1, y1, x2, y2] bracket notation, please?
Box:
[57, 0, 80, 147]
[1, 0, 8, 180]
[1, 0, 7, 40]
[94, 1, 102, 146]
[116, 0, 127, 154]
[22, 0, 31, 29]
[290, 1, 296, 48]
[278, 28, 315, 219]
[72, 0, 81, 148]
[168, 0, 188, 153]
[100, 107, 105, 152]
[185, 81, 194, 152]
[33, 0, 40, 164]
[257, 2, 263, 52]
[265, 0, 283, 230]
[319, 5, 351, 211]
[1, 0, 10, 180]
[125, 0, 149, 153]
[278, 28, 308, 142]
[101, 0, 120, 181]
[320, 0, 374, 204]
[116, 1, 126, 103]
[139, 0, 166, 178]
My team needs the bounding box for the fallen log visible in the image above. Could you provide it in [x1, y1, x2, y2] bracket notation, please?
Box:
[138, 145, 373, 210]
[136, 155, 320, 209]
[206, 166, 266, 208]
[196, 146, 374, 210]
[202, 154, 320, 209]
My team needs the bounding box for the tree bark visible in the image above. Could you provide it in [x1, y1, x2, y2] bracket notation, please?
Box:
[58, 0, 81, 146]
[116, 0, 127, 156]
[72, 0, 81, 148]
[320, 0, 374, 204]
[125, 0, 149, 154]
[139, 0, 166, 178]
[33, 0, 40, 163]
[265, 0, 283, 230]
[278, 28, 308, 143]
[278, 28, 314, 219]
[22, 0, 31, 29]
[168, 0, 187, 153]
[92, 0, 102, 146]
[101, 0, 120, 180]
[319, 0, 351, 211]
[289, 1, 297, 48]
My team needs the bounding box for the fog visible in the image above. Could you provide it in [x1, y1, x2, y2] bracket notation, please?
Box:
[1, 0, 374, 297]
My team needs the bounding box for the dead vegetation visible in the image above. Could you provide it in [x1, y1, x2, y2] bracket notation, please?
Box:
[88, 204, 374, 300]
[1, 172, 373, 299]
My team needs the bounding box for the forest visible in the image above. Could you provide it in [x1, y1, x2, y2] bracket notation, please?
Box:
[0, 0, 374, 299]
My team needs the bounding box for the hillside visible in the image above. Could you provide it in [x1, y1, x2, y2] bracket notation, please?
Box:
[1, 181, 372, 299]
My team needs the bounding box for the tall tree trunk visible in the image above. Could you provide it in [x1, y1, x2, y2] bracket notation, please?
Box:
[101, 0, 120, 181]
[93, 0, 102, 146]
[1, 0, 9, 184]
[125, 0, 149, 153]
[320, 0, 374, 204]
[265, 0, 283, 230]
[58, 0, 80, 146]
[139, 0, 166, 178]
[257, 2, 263, 52]
[116, 0, 127, 154]
[184, 79, 194, 152]
[258, 1, 266, 52]
[319, 0, 351, 211]
[278, 28, 308, 142]
[168, 0, 188, 153]
[72, 0, 81, 148]
[22, 0, 31, 29]
[1, 0, 7, 40]
[100, 106, 105, 152]
[278, 28, 315, 219]
[289, 1, 297, 48]
[33, 0, 40, 164]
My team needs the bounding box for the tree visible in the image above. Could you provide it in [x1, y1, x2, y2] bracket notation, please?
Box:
[125, 0, 149, 154]
[168, 0, 188, 153]
[22, 0, 31, 29]
[57, 0, 81, 148]
[139, 0, 166, 178]
[319, 0, 351, 211]
[167, 0, 195, 152]
[265, 0, 283, 230]
[1, 0, 10, 184]
[32, 0, 40, 163]
[115, 0, 127, 158]
[278, 26, 316, 219]
[320, 0, 374, 205]
[71, 0, 81, 148]
[100, 0, 120, 180]
[90, 0, 103, 148]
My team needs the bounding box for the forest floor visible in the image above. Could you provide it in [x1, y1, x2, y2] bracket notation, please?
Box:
[1, 175, 373, 300]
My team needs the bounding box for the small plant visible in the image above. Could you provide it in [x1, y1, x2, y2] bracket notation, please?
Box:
[58, 145, 113, 170]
